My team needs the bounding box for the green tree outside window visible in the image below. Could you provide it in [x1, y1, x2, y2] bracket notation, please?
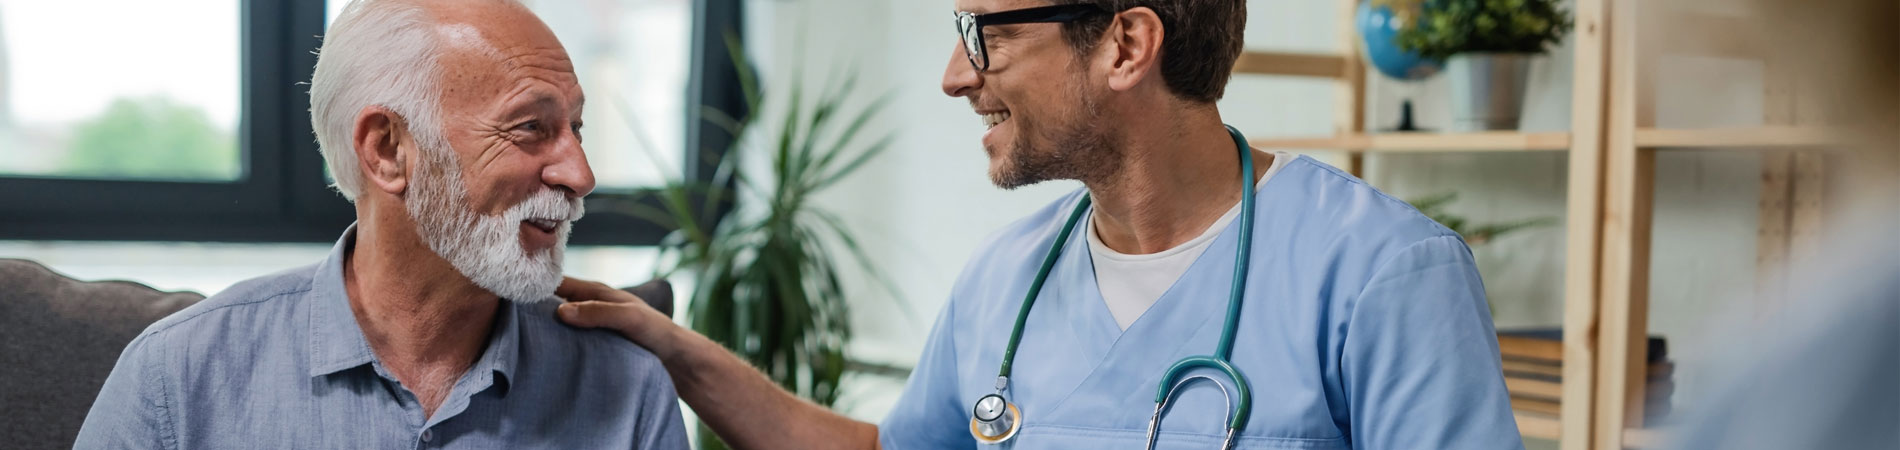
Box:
[61, 96, 239, 181]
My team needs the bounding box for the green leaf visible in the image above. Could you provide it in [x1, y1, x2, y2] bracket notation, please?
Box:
[812, 91, 896, 175]
[1406, 192, 1556, 245]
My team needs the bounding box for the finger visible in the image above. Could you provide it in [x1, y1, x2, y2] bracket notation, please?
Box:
[557, 300, 640, 331]
[555, 277, 624, 303]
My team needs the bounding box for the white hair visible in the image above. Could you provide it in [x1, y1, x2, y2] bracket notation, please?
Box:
[309, 0, 449, 202]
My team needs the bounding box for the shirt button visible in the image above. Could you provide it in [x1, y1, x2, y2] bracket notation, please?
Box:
[421, 429, 434, 443]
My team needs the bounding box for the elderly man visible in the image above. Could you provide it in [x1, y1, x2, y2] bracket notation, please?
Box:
[73, 0, 687, 448]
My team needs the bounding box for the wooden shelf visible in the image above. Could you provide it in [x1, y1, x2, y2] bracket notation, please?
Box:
[1514, 412, 1562, 440]
[1634, 126, 1852, 149]
[1621, 427, 1668, 449]
[1232, 50, 1351, 79]
[1249, 131, 1572, 152]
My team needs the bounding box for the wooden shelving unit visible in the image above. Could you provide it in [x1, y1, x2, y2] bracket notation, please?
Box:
[1249, 131, 1571, 152]
[1515, 412, 1563, 441]
[1633, 126, 1853, 149]
[1228, 2, 1609, 448]
[1592, 1, 1870, 448]
[1231, 1, 1877, 449]
[1620, 427, 1667, 449]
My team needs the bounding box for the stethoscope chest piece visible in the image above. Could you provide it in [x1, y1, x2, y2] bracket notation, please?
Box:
[969, 393, 1021, 444]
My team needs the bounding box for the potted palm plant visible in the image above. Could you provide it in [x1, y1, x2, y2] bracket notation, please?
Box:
[612, 37, 898, 449]
[1397, 0, 1571, 131]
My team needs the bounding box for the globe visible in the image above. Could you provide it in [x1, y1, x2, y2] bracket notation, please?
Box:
[1356, 0, 1441, 81]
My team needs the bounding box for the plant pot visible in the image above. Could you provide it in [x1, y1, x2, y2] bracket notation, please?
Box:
[1446, 52, 1535, 131]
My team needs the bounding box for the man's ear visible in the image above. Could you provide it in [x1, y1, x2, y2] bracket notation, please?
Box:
[1103, 7, 1164, 93]
[352, 106, 412, 196]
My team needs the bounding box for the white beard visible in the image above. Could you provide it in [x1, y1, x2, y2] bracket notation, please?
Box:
[405, 136, 585, 303]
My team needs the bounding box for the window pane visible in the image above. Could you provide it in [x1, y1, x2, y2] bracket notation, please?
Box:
[326, 0, 691, 190]
[0, 0, 242, 181]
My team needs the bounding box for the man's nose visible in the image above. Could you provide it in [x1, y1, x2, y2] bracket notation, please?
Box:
[942, 41, 981, 98]
[542, 132, 595, 199]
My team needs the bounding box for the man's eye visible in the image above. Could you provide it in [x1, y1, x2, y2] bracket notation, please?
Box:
[516, 121, 542, 132]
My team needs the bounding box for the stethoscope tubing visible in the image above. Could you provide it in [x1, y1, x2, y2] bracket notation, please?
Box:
[976, 125, 1259, 445]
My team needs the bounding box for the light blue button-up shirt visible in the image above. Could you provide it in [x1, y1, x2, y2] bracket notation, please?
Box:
[75, 228, 688, 449]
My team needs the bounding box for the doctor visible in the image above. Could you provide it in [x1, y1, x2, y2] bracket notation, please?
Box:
[556, 0, 1523, 448]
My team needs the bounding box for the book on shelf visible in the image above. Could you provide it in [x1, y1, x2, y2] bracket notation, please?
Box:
[1501, 360, 1674, 382]
[1510, 397, 1562, 416]
[1497, 328, 1676, 422]
[1497, 327, 1669, 364]
[1504, 377, 1563, 400]
[1504, 375, 1674, 402]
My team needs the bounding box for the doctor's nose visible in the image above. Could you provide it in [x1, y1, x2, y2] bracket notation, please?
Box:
[942, 41, 981, 98]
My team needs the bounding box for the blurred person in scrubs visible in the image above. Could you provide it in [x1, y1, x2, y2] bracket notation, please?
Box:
[556, 0, 1520, 448]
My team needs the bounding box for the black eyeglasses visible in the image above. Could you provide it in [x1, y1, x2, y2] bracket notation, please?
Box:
[954, 4, 1107, 72]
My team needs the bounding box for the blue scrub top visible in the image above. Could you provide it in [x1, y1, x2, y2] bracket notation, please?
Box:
[880, 156, 1524, 449]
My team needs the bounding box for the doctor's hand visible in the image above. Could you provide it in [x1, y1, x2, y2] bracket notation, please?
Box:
[555, 277, 683, 361]
[555, 276, 882, 450]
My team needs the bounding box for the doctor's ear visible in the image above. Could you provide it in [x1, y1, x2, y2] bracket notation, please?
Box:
[1102, 6, 1164, 93]
[352, 106, 415, 196]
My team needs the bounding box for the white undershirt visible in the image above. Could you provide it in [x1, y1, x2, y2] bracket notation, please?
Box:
[1085, 151, 1293, 330]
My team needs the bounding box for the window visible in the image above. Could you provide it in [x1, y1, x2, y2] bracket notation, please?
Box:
[520, 0, 694, 190]
[0, 0, 242, 182]
[0, 0, 744, 245]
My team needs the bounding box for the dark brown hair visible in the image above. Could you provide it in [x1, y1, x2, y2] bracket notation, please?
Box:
[1056, 0, 1247, 104]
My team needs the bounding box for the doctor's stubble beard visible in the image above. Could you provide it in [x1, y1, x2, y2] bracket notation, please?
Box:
[405, 130, 585, 303]
[987, 72, 1124, 190]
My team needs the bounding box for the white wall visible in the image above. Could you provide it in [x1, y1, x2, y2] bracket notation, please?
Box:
[743, 0, 1770, 430]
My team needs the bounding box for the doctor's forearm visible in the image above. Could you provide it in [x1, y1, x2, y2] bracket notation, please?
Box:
[555, 279, 882, 449]
[655, 324, 883, 450]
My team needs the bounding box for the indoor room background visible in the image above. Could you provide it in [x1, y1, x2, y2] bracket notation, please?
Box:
[3, 1, 1886, 449]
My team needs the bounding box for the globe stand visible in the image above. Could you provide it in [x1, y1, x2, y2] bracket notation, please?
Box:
[1356, 0, 1439, 134]
[1389, 99, 1423, 132]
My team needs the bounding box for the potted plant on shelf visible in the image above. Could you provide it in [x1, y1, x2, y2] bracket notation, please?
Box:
[1397, 0, 1571, 131]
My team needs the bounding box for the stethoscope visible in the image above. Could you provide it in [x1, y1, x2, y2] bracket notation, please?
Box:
[970, 125, 1257, 449]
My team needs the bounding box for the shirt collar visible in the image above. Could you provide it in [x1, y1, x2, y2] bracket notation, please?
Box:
[304, 224, 520, 394]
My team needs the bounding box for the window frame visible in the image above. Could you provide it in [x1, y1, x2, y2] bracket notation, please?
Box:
[0, 0, 742, 246]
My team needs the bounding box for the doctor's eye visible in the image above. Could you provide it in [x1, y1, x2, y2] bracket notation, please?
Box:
[982, 30, 1004, 45]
